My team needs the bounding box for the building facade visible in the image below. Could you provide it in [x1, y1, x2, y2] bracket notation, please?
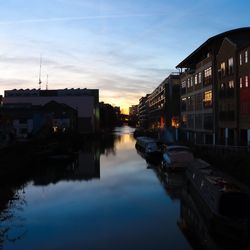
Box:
[147, 73, 180, 129]
[138, 95, 149, 129]
[3, 88, 99, 134]
[176, 27, 250, 145]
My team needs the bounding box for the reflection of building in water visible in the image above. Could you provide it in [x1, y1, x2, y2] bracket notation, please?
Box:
[75, 150, 100, 180]
[0, 186, 26, 249]
[32, 148, 100, 186]
[178, 188, 250, 250]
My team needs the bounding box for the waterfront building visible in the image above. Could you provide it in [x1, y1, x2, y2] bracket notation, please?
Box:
[0, 101, 77, 140]
[147, 73, 180, 129]
[128, 104, 139, 126]
[3, 88, 99, 134]
[138, 95, 149, 129]
[176, 27, 250, 145]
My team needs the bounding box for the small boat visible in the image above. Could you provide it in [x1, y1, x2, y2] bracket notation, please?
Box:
[186, 159, 250, 242]
[135, 136, 162, 160]
[162, 145, 194, 172]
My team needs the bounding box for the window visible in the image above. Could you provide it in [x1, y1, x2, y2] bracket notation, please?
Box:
[203, 90, 212, 108]
[204, 67, 212, 85]
[240, 77, 243, 88]
[246, 76, 249, 87]
[229, 80, 234, 88]
[245, 50, 248, 63]
[240, 54, 242, 65]
[198, 72, 202, 83]
[228, 57, 234, 75]
[204, 67, 212, 78]
[221, 62, 226, 76]
[190, 77, 193, 87]
[187, 78, 190, 88]
[181, 81, 186, 88]
[194, 74, 198, 85]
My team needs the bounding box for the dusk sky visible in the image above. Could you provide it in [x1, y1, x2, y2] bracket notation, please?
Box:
[0, 0, 249, 113]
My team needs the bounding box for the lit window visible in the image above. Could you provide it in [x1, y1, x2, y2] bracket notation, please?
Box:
[203, 90, 212, 107]
[204, 67, 212, 78]
[194, 74, 198, 85]
[181, 81, 186, 88]
[240, 77, 243, 88]
[228, 57, 234, 74]
[198, 72, 202, 83]
[245, 50, 248, 63]
[240, 54, 242, 65]
[220, 83, 224, 89]
[229, 80, 234, 88]
[190, 77, 193, 86]
[246, 76, 249, 87]
[221, 62, 226, 76]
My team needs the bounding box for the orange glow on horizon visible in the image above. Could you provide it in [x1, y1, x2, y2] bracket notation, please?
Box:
[100, 97, 138, 115]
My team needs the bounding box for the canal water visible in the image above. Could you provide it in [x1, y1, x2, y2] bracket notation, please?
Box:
[0, 126, 205, 249]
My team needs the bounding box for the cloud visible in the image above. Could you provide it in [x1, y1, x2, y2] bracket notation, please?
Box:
[0, 13, 169, 26]
[0, 55, 57, 66]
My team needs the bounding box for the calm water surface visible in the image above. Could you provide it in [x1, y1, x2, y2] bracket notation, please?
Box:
[1, 126, 192, 250]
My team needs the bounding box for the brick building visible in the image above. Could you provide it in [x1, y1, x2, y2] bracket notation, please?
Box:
[176, 27, 250, 145]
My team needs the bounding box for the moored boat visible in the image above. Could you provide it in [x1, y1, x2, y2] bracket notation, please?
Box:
[135, 136, 162, 160]
[162, 145, 194, 172]
[186, 159, 250, 242]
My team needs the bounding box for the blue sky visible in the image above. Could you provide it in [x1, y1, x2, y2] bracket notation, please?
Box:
[0, 0, 249, 113]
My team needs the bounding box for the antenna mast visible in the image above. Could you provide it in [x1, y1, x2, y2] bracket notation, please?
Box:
[46, 74, 48, 90]
[39, 55, 42, 89]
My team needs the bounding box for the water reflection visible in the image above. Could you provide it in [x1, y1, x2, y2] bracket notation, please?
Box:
[2, 126, 249, 250]
[0, 134, 117, 249]
[0, 185, 27, 250]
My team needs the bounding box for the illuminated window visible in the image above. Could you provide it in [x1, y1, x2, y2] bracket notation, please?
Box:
[198, 72, 202, 83]
[221, 62, 226, 76]
[228, 57, 234, 74]
[194, 74, 198, 85]
[246, 76, 249, 87]
[245, 50, 248, 63]
[190, 77, 193, 87]
[240, 77, 243, 88]
[240, 54, 242, 65]
[204, 67, 212, 78]
[203, 90, 212, 107]
[187, 78, 190, 88]
[229, 80, 234, 88]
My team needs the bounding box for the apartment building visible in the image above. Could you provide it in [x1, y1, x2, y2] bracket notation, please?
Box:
[138, 95, 149, 129]
[147, 73, 180, 129]
[176, 27, 250, 145]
